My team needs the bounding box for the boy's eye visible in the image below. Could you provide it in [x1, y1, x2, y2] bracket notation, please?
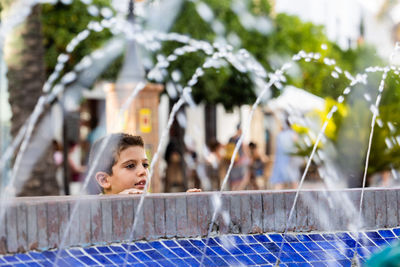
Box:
[143, 163, 149, 169]
[126, 164, 135, 169]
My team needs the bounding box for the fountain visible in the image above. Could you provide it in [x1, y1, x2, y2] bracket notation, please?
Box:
[0, 0, 400, 266]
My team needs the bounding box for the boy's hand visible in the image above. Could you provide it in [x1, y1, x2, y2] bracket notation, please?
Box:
[119, 188, 144, 195]
[186, 188, 202, 193]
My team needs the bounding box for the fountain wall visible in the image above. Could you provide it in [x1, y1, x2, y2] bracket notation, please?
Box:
[1, 188, 398, 254]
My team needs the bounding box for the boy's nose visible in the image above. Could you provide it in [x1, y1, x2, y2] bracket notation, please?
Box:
[137, 165, 147, 176]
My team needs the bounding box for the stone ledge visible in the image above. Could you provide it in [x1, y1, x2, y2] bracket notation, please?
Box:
[0, 187, 398, 253]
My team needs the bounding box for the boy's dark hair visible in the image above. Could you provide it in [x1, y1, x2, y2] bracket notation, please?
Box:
[88, 133, 144, 177]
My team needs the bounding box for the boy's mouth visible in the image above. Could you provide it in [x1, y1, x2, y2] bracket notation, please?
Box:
[134, 180, 146, 189]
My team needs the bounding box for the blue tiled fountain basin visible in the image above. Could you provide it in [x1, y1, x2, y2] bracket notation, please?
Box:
[0, 228, 398, 266]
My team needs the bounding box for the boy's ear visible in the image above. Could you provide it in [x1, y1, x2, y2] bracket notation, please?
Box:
[95, 172, 111, 189]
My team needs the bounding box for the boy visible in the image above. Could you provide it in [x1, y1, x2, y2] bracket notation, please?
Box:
[89, 133, 201, 194]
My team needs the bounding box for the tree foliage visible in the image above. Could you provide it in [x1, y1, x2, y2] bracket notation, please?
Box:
[40, 0, 119, 79]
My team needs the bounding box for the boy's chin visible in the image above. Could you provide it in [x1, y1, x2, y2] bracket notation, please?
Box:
[134, 185, 146, 190]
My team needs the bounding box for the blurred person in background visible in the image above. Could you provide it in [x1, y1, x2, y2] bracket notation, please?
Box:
[269, 118, 301, 190]
[225, 124, 250, 190]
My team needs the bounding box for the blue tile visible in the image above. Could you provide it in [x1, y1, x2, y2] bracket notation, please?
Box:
[38, 260, 53, 267]
[336, 233, 353, 240]
[92, 255, 113, 265]
[96, 246, 112, 253]
[343, 249, 355, 258]
[144, 262, 161, 267]
[183, 257, 200, 267]
[84, 247, 99, 254]
[77, 256, 98, 265]
[68, 249, 84, 256]
[269, 234, 284, 242]
[385, 237, 398, 244]
[157, 259, 175, 267]
[356, 247, 371, 258]
[225, 246, 243, 255]
[303, 242, 322, 251]
[248, 254, 268, 264]
[263, 242, 281, 252]
[190, 240, 206, 248]
[242, 235, 258, 244]
[282, 243, 296, 253]
[196, 256, 217, 266]
[3, 255, 21, 262]
[209, 256, 229, 266]
[132, 251, 152, 262]
[313, 250, 334, 261]
[144, 249, 166, 260]
[250, 243, 269, 253]
[371, 238, 388, 246]
[184, 246, 203, 257]
[157, 248, 178, 259]
[379, 229, 395, 238]
[219, 255, 240, 265]
[393, 228, 400, 236]
[237, 244, 256, 254]
[15, 254, 32, 262]
[203, 247, 217, 257]
[254, 234, 270, 243]
[365, 231, 381, 239]
[109, 245, 126, 253]
[322, 233, 336, 241]
[211, 246, 230, 256]
[296, 234, 312, 242]
[316, 241, 335, 250]
[25, 262, 41, 267]
[365, 245, 380, 253]
[284, 234, 299, 242]
[342, 239, 356, 248]
[358, 237, 376, 247]
[235, 255, 256, 265]
[123, 243, 140, 251]
[170, 247, 191, 257]
[311, 262, 326, 267]
[326, 249, 347, 260]
[51, 259, 69, 266]
[118, 253, 140, 263]
[136, 242, 153, 250]
[287, 252, 306, 262]
[299, 251, 320, 262]
[231, 235, 245, 244]
[13, 264, 27, 267]
[215, 236, 236, 247]
[202, 238, 219, 246]
[261, 253, 277, 264]
[106, 254, 126, 264]
[171, 258, 190, 266]
[278, 252, 294, 263]
[41, 251, 56, 260]
[177, 240, 192, 247]
[63, 256, 85, 267]
[291, 242, 309, 252]
[337, 259, 352, 267]
[162, 240, 179, 248]
[309, 234, 325, 241]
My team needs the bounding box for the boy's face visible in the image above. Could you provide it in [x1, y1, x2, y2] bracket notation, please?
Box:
[106, 146, 149, 194]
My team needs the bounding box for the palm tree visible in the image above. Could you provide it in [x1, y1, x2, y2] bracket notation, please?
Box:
[1, 2, 59, 196]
